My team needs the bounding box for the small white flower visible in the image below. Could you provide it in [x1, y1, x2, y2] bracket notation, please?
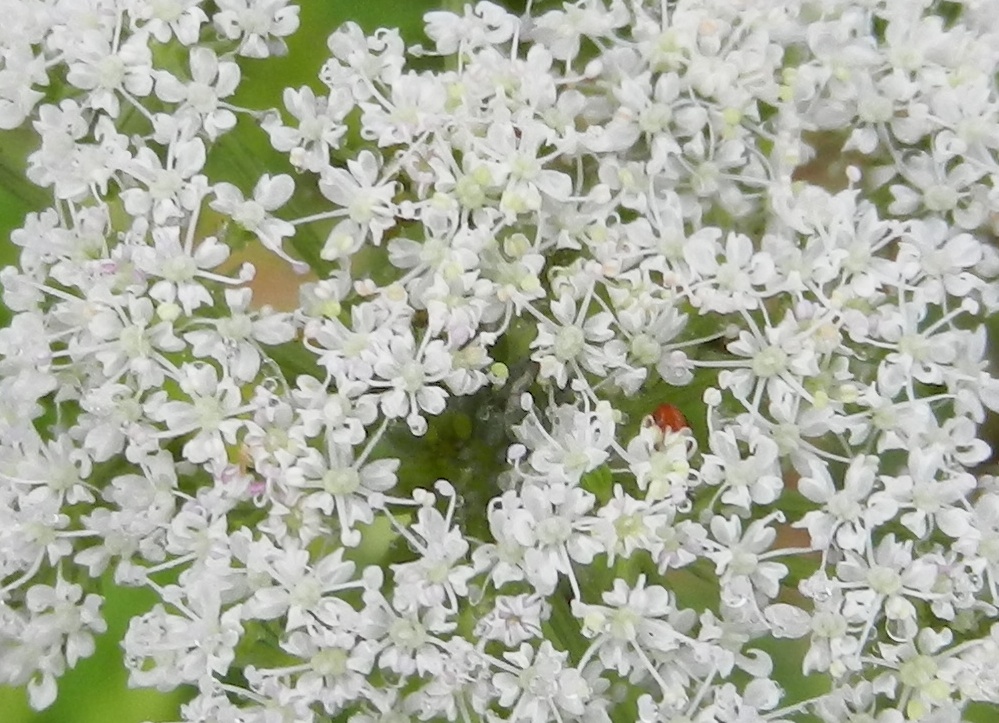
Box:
[318, 150, 397, 246]
[154, 47, 240, 139]
[210, 173, 302, 269]
[213, 0, 300, 58]
[184, 287, 296, 381]
[701, 427, 783, 511]
[795, 455, 897, 552]
[262, 85, 350, 172]
[146, 363, 245, 465]
[65, 32, 154, 117]
[371, 331, 452, 434]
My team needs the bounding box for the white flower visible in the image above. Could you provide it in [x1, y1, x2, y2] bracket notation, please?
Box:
[359, 70, 447, 147]
[241, 543, 360, 630]
[88, 294, 186, 390]
[589, 487, 669, 565]
[286, 444, 399, 547]
[277, 624, 373, 713]
[707, 514, 790, 605]
[120, 139, 207, 225]
[213, 0, 300, 58]
[492, 641, 593, 722]
[371, 331, 452, 434]
[132, 227, 231, 316]
[0, 41, 47, 130]
[795, 455, 897, 552]
[306, 299, 398, 381]
[262, 85, 350, 173]
[318, 150, 397, 246]
[422, 2, 518, 55]
[15, 576, 106, 709]
[391, 500, 474, 612]
[626, 424, 698, 504]
[184, 287, 296, 382]
[210, 173, 302, 269]
[498, 484, 600, 596]
[684, 231, 775, 313]
[528, 0, 629, 61]
[701, 427, 783, 511]
[836, 535, 938, 644]
[721, 310, 822, 406]
[123, 570, 243, 689]
[889, 149, 988, 229]
[531, 291, 622, 388]
[574, 576, 690, 676]
[320, 22, 405, 97]
[523, 399, 616, 486]
[126, 0, 208, 45]
[361, 593, 454, 678]
[146, 363, 245, 465]
[154, 47, 240, 139]
[475, 594, 548, 646]
[65, 32, 154, 117]
[875, 447, 975, 539]
[480, 115, 573, 218]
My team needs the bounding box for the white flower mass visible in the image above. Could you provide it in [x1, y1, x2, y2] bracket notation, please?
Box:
[2, 0, 999, 720]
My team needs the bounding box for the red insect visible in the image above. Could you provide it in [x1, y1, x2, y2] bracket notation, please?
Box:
[651, 403, 688, 433]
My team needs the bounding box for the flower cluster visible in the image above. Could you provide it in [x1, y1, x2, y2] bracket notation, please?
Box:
[2, 0, 999, 721]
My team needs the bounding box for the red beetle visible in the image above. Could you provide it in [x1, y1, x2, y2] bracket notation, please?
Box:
[651, 403, 688, 433]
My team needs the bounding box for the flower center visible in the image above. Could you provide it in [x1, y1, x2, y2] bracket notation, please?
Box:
[554, 325, 585, 361]
[217, 314, 253, 340]
[323, 467, 360, 495]
[388, 617, 427, 650]
[194, 396, 224, 429]
[97, 56, 126, 89]
[400, 361, 426, 392]
[188, 82, 217, 112]
[537, 516, 571, 546]
[234, 200, 266, 230]
[899, 654, 938, 688]
[827, 492, 861, 521]
[614, 514, 643, 542]
[752, 345, 787, 378]
[867, 565, 903, 596]
[161, 254, 197, 282]
[120, 324, 150, 358]
[311, 648, 349, 677]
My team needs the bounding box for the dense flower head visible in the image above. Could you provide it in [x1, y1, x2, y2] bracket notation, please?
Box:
[2, 0, 999, 720]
